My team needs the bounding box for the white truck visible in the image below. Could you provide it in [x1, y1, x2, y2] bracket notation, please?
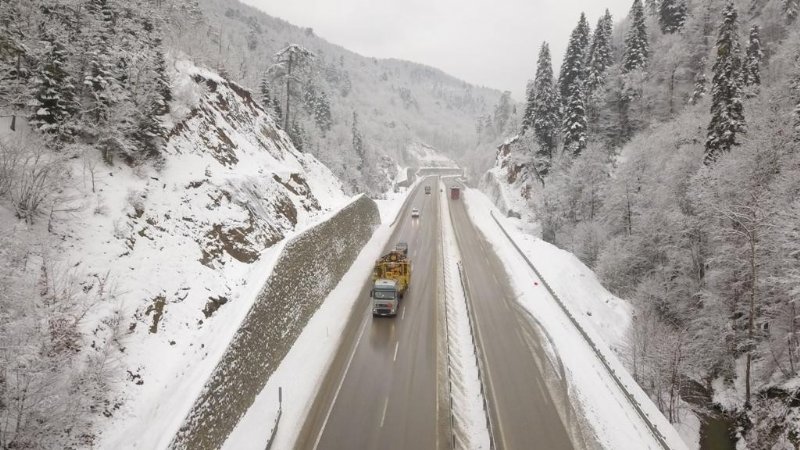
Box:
[371, 279, 400, 317]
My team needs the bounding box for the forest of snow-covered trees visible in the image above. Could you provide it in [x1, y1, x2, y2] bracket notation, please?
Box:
[508, 0, 799, 446]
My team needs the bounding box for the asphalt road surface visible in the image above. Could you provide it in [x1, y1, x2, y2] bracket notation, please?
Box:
[296, 177, 586, 450]
[296, 177, 444, 450]
[447, 182, 586, 450]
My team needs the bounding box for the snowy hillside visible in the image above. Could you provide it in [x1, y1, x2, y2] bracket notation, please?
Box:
[90, 60, 348, 447]
[0, 59, 349, 448]
[170, 0, 504, 192]
[403, 141, 458, 168]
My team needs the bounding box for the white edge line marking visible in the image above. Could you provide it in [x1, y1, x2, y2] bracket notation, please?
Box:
[380, 396, 389, 428]
[402, 306, 406, 320]
[312, 313, 370, 449]
[393, 341, 399, 362]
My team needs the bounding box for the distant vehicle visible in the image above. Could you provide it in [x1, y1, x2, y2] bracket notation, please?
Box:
[372, 249, 411, 317]
[450, 186, 460, 200]
[424, 186, 431, 194]
[395, 241, 408, 256]
[411, 207, 420, 218]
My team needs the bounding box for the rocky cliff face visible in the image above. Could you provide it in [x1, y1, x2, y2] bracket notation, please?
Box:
[480, 136, 538, 221]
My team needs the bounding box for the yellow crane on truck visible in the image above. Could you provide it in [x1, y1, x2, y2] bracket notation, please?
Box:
[371, 248, 411, 317]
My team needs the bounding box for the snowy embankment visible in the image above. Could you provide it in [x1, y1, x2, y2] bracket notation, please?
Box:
[462, 188, 688, 450]
[439, 181, 492, 449]
[82, 60, 350, 448]
[222, 185, 416, 450]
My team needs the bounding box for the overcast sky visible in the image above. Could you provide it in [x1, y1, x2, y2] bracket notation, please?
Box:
[239, 0, 635, 100]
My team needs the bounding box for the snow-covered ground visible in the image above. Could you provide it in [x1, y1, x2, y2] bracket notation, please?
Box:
[439, 179, 491, 449]
[222, 186, 415, 449]
[461, 187, 688, 450]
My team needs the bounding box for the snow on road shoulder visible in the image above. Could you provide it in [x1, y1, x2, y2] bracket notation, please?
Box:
[222, 191, 410, 450]
[462, 187, 688, 450]
[439, 180, 491, 449]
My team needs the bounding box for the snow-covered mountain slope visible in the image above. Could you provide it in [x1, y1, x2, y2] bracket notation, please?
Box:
[173, 0, 503, 191]
[53, 60, 348, 446]
[403, 141, 458, 168]
[479, 136, 539, 223]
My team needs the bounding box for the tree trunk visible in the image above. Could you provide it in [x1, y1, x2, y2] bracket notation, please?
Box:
[745, 232, 756, 408]
[669, 68, 676, 116]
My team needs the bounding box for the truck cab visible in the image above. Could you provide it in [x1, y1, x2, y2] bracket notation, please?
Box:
[372, 279, 399, 317]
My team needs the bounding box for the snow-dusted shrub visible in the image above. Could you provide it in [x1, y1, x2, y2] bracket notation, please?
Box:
[0, 229, 123, 448]
[0, 132, 64, 224]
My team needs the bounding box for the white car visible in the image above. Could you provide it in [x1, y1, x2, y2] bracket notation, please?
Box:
[411, 208, 420, 218]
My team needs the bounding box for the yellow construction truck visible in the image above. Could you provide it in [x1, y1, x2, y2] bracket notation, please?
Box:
[371, 248, 411, 317]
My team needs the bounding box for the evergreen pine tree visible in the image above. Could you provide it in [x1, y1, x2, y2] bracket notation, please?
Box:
[259, 74, 274, 113]
[531, 42, 560, 170]
[585, 11, 614, 95]
[28, 37, 77, 136]
[558, 13, 591, 106]
[645, 0, 660, 16]
[83, 0, 119, 123]
[785, 0, 799, 24]
[271, 96, 283, 125]
[705, 1, 745, 164]
[493, 91, 513, 134]
[793, 54, 800, 141]
[313, 90, 333, 133]
[521, 77, 536, 133]
[562, 79, 588, 157]
[659, 0, 688, 34]
[623, 0, 649, 73]
[289, 119, 305, 151]
[743, 25, 762, 87]
[689, 71, 708, 105]
[152, 39, 171, 115]
[352, 111, 365, 171]
[133, 98, 165, 158]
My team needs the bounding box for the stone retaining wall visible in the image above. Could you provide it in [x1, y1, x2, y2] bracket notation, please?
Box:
[170, 194, 380, 449]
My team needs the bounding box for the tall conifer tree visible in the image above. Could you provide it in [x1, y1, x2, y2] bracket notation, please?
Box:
[623, 0, 649, 73]
[29, 36, 77, 136]
[659, 0, 687, 34]
[562, 80, 588, 156]
[743, 25, 762, 87]
[531, 43, 560, 171]
[705, 1, 745, 163]
[558, 13, 590, 106]
[586, 10, 614, 95]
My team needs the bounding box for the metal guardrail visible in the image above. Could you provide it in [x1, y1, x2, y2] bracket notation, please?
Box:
[489, 211, 672, 450]
[457, 261, 497, 450]
[264, 387, 282, 450]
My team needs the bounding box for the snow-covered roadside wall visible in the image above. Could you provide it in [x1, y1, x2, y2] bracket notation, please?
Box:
[171, 194, 380, 449]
